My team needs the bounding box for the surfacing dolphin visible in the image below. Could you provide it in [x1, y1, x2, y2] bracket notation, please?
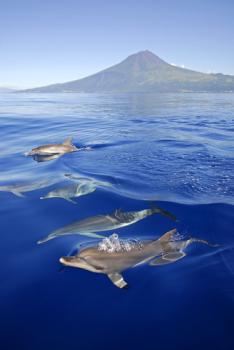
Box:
[25, 136, 79, 159]
[37, 205, 176, 244]
[40, 182, 97, 204]
[60, 229, 217, 288]
[0, 179, 56, 198]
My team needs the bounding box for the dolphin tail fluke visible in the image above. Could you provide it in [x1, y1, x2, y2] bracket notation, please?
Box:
[108, 273, 128, 289]
[186, 237, 219, 248]
[151, 204, 177, 221]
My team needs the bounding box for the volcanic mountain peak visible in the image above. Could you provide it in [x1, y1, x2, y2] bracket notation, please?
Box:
[112, 50, 169, 73]
[22, 50, 234, 93]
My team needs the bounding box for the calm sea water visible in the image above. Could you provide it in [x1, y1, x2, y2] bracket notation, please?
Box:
[0, 93, 233, 350]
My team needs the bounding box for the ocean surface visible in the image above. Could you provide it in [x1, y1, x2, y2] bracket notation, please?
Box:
[0, 92, 233, 350]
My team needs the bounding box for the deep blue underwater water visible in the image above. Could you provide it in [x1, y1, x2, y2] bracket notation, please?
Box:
[0, 92, 233, 350]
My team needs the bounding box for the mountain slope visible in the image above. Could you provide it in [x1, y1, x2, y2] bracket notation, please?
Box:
[23, 50, 234, 93]
[0, 87, 16, 93]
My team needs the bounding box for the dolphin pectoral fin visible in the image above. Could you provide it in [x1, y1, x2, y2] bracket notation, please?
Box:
[107, 273, 128, 289]
[78, 232, 106, 239]
[63, 136, 73, 146]
[149, 251, 186, 266]
[64, 197, 77, 204]
[11, 190, 25, 198]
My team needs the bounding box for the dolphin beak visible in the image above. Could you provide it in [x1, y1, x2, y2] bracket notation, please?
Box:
[59, 256, 75, 265]
[59, 257, 66, 265]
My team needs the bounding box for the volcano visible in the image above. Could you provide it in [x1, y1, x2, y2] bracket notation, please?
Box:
[23, 50, 234, 93]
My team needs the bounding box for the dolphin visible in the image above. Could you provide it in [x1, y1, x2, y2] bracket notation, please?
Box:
[0, 179, 56, 197]
[25, 136, 78, 157]
[37, 205, 176, 244]
[40, 182, 97, 204]
[59, 229, 216, 288]
[64, 173, 113, 188]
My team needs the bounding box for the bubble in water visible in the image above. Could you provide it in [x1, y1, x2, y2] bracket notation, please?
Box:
[98, 233, 143, 253]
[170, 231, 185, 242]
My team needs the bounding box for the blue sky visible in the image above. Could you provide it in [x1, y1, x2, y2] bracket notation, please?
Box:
[1, 0, 233, 88]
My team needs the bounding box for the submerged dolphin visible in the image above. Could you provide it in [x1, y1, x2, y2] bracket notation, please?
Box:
[60, 229, 216, 288]
[40, 176, 113, 204]
[64, 173, 113, 188]
[0, 179, 56, 197]
[40, 182, 97, 204]
[25, 136, 78, 157]
[37, 205, 176, 243]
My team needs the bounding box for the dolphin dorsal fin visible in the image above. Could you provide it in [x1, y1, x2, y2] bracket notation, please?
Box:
[63, 136, 73, 146]
[113, 208, 124, 217]
[158, 228, 177, 243]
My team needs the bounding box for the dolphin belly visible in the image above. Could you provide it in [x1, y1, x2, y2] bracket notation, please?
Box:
[38, 215, 128, 243]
